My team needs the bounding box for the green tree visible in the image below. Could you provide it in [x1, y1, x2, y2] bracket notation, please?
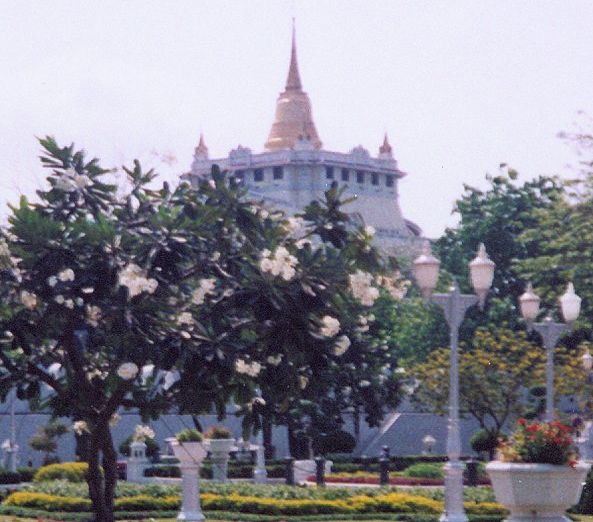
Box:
[410, 326, 587, 442]
[435, 169, 564, 340]
[29, 420, 68, 465]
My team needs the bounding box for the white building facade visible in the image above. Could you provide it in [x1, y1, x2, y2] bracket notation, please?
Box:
[185, 26, 422, 258]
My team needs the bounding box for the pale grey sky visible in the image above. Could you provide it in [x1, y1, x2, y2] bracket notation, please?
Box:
[1, 1, 592, 237]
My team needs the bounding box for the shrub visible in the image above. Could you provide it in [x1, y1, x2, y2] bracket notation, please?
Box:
[402, 463, 443, 480]
[119, 435, 160, 459]
[470, 429, 500, 459]
[0, 468, 21, 484]
[33, 462, 89, 483]
[4, 491, 92, 511]
[315, 430, 357, 455]
[205, 426, 233, 439]
[17, 467, 36, 482]
[176, 428, 204, 442]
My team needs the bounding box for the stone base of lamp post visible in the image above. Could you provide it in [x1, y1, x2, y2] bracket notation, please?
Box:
[253, 443, 267, 484]
[6, 445, 18, 473]
[440, 461, 468, 522]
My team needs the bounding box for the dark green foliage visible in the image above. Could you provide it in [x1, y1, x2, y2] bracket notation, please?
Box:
[315, 430, 357, 455]
[470, 429, 501, 460]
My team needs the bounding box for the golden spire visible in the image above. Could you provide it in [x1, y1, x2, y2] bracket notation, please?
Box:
[264, 21, 322, 152]
[285, 19, 302, 91]
[194, 133, 209, 159]
[379, 133, 393, 156]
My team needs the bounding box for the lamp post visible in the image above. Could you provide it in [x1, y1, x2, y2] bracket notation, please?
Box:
[519, 282, 581, 422]
[414, 242, 495, 522]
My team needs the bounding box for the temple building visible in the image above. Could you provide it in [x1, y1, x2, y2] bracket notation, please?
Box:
[185, 25, 422, 257]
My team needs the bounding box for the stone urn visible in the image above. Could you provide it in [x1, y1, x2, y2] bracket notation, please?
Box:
[205, 438, 235, 482]
[171, 439, 207, 465]
[486, 461, 590, 521]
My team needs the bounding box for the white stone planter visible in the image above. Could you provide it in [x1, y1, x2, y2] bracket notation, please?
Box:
[486, 461, 590, 521]
[205, 438, 235, 482]
[171, 440, 207, 465]
[170, 439, 207, 522]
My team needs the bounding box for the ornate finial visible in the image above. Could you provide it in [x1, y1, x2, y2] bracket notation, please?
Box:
[286, 19, 303, 91]
[194, 133, 209, 159]
[379, 133, 393, 156]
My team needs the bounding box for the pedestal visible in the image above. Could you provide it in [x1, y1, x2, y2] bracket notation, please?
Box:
[177, 464, 205, 522]
[207, 439, 235, 483]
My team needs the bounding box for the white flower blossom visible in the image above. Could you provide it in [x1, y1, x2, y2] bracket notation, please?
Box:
[133, 425, 155, 443]
[192, 277, 217, 305]
[55, 168, 91, 192]
[333, 335, 351, 356]
[72, 421, 89, 435]
[58, 268, 75, 282]
[20, 290, 37, 310]
[349, 270, 379, 306]
[65, 299, 74, 309]
[117, 362, 139, 380]
[235, 359, 262, 377]
[260, 247, 298, 281]
[177, 312, 194, 326]
[109, 413, 121, 427]
[118, 264, 158, 297]
[266, 354, 283, 366]
[364, 225, 376, 237]
[85, 305, 101, 322]
[376, 273, 410, 300]
[359, 379, 371, 388]
[299, 375, 309, 389]
[319, 315, 340, 338]
[0, 239, 10, 258]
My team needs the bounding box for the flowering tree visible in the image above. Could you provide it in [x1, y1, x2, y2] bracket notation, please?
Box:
[0, 138, 409, 519]
[0, 139, 256, 520]
[192, 182, 410, 456]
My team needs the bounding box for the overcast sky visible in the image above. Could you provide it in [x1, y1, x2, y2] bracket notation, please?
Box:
[1, 1, 592, 237]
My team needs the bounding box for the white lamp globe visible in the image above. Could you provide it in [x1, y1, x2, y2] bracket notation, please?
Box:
[519, 282, 541, 323]
[559, 282, 581, 324]
[582, 349, 593, 372]
[413, 241, 440, 299]
[468, 243, 495, 307]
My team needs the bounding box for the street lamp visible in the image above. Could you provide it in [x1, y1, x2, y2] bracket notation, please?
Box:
[519, 282, 581, 422]
[413, 241, 495, 522]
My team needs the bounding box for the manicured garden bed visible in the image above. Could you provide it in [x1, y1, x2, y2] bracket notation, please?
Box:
[315, 472, 490, 486]
[0, 481, 505, 520]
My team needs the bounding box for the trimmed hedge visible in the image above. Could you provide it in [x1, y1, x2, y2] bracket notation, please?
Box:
[2, 489, 506, 518]
[0, 505, 506, 521]
[34, 462, 89, 482]
[144, 462, 286, 479]
[403, 463, 444, 479]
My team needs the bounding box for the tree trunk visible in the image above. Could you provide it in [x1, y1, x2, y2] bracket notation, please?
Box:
[101, 425, 118, 520]
[263, 415, 274, 459]
[86, 422, 117, 522]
